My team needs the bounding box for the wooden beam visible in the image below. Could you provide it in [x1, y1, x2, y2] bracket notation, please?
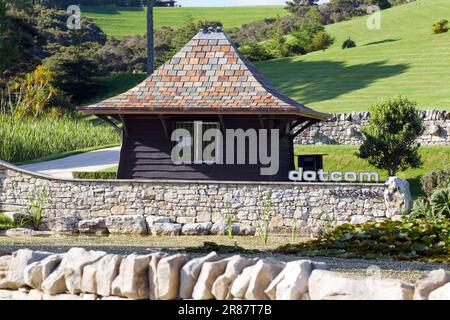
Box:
[96, 115, 121, 134]
[118, 115, 128, 136]
[258, 115, 265, 129]
[218, 115, 226, 131]
[292, 120, 319, 139]
[159, 115, 169, 138]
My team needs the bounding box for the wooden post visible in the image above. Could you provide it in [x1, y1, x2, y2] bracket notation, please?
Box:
[146, 0, 155, 76]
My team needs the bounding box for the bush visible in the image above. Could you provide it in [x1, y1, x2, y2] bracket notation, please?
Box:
[430, 187, 450, 217]
[0, 213, 15, 231]
[239, 43, 275, 62]
[421, 168, 450, 195]
[342, 37, 356, 49]
[72, 171, 117, 180]
[275, 218, 450, 262]
[309, 31, 334, 51]
[357, 97, 424, 176]
[0, 114, 120, 163]
[432, 19, 449, 34]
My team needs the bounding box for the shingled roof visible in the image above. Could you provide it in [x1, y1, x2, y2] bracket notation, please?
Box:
[79, 31, 330, 120]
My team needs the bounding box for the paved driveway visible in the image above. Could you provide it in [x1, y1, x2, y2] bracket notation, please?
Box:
[20, 147, 121, 179]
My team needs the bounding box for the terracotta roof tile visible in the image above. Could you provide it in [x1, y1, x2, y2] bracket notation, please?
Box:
[79, 31, 330, 120]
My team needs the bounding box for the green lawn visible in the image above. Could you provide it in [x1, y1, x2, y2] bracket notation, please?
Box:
[257, 0, 450, 113]
[82, 5, 287, 38]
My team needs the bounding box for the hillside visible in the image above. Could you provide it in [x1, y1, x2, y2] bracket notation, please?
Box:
[257, 0, 450, 113]
[82, 5, 286, 38]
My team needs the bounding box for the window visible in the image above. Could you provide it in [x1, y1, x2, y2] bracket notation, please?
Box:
[174, 121, 221, 164]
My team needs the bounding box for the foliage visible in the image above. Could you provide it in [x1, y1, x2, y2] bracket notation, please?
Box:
[239, 43, 275, 62]
[342, 37, 356, 49]
[284, 0, 319, 14]
[357, 97, 424, 176]
[184, 241, 251, 254]
[4, 65, 70, 118]
[432, 19, 449, 34]
[275, 218, 450, 262]
[224, 202, 234, 239]
[0, 213, 15, 231]
[421, 169, 450, 195]
[0, 114, 120, 163]
[430, 186, 450, 218]
[258, 196, 273, 246]
[27, 188, 48, 231]
[72, 171, 117, 180]
[46, 44, 101, 103]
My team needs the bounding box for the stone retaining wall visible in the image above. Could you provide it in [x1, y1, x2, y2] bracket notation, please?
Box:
[0, 248, 449, 300]
[296, 110, 450, 145]
[0, 161, 398, 236]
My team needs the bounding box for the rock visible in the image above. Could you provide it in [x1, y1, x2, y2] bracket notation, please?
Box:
[309, 270, 365, 300]
[111, 253, 152, 299]
[81, 293, 98, 300]
[148, 252, 167, 300]
[365, 278, 414, 300]
[81, 264, 97, 294]
[156, 254, 190, 300]
[41, 264, 67, 295]
[42, 293, 82, 300]
[384, 177, 413, 217]
[414, 269, 450, 300]
[105, 215, 148, 235]
[24, 254, 62, 290]
[245, 259, 285, 300]
[64, 248, 106, 295]
[230, 264, 258, 299]
[77, 218, 108, 235]
[27, 289, 43, 300]
[192, 258, 232, 300]
[212, 256, 258, 300]
[208, 220, 227, 235]
[150, 223, 182, 236]
[5, 228, 34, 237]
[210, 221, 256, 236]
[182, 222, 212, 235]
[0, 255, 11, 280]
[179, 252, 219, 299]
[146, 216, 171, 227]
[429, 283, 450, 300]
[265, 260, 313, 300]
[39, 217, 79, 234]
[0, 289, 15, 300]
[1, 249, 52, 290]
[101, 296, 130, 300]
[95, 254, 122, 297]
[429, 124, 441, 136]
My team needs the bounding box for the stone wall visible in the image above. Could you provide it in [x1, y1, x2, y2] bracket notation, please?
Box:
[296, 110, 450, 146]
[0, 160, 395, 237]
[0, 248, 449, 300]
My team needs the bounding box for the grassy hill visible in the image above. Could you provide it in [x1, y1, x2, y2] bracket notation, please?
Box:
[82, 5, 286, 38]
[257, 0, 450, 113]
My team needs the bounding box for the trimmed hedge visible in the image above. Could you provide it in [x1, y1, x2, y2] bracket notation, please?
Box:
[72, 171, 117, 180]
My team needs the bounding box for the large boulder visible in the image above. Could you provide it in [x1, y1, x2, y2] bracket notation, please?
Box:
[429, 283, 450, 300]
[78, 218, 108, 235]
[105, 215, 148, 235]
[0, 255, 11, 281]
[365, 278, 414, 300]
[150, 223, 182, 236]
[41, 264, 67, 295]
[111, 253, 152, 300]
[192, 258, 232, 300]
[384, 177, 413, 218]
[146, 216, 171, 227]
[309, 270, 366, 300]
[24, 254, 63, 290]
[265, 260, 313, 300]
[414, 269, 450, 300]
[156, 254, 190, 300]
[0, 249, 52, 289]
[244, 259, 285, 300]
[148, 252, 167, 300]
[179, 252, 219, 299]
[182, 223, 212, 236]
[39, 217, 79, 234]
[212, 256, 258, 300]
[64, 248, 107, 295]
[95, 254, 123, 297]
[210, 220, 256, 236]
[230, 264, 258, 299]
[81, 263, 97, 294]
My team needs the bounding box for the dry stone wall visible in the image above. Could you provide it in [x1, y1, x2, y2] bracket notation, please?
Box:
[0, 248, 449, 300]
[297, 110, 450, 145]
[0, 161, 397, 236]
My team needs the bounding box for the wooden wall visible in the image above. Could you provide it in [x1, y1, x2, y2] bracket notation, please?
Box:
[117, 115, 297, 181]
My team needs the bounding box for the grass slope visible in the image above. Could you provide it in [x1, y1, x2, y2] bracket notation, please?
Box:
[82, 6, 286, 38]
[257, 0, 450, 113]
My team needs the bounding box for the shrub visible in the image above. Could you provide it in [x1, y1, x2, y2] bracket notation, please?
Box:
[27, 189, 48, 231]
[421, 168, 450, 195]
[432, 19, 449, 34]
[0, 114, 120, 163]
[342, 37, 356, 49]
[275, 218, 450, 262]
[357, 96, 425, 176]
[239, 43, 275, 62]
[0, 213, 15, 230]
[309, 31, 334, 51]
[430, 186, 450, 218]
[72, 171, 117, 180]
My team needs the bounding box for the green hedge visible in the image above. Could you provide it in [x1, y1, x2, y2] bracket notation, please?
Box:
[72, 171, 117, 180]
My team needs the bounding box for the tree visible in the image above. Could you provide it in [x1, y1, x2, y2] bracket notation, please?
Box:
[357, 97, 425, 177]
[284, 0, 318, 14]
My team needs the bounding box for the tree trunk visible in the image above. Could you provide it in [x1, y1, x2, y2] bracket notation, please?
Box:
[146, 0, 155, 76]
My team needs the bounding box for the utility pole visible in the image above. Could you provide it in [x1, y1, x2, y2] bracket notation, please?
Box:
[146, 0, 155, 76]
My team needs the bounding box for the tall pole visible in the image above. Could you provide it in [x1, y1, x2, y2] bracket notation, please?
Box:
[146, 0, 155, 76]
